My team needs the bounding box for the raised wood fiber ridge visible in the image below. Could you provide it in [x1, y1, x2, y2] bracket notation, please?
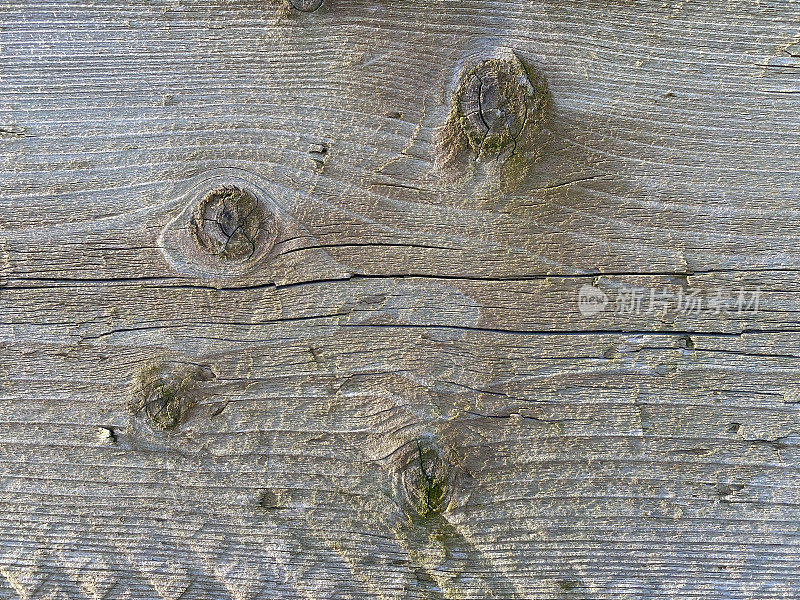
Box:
[1, 0, 799, 598]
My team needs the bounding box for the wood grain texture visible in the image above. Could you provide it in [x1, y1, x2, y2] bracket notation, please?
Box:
[1, 0, 800, 597]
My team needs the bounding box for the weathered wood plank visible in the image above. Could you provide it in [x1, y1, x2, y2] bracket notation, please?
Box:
[1, 0, 800, 598]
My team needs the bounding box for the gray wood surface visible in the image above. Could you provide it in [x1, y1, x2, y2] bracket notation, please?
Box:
[1, 0, 800, 597]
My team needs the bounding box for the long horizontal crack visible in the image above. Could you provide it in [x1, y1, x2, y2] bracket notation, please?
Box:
[10, 265, 800, 291]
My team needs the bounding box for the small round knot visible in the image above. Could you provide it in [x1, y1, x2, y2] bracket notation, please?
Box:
[437, 52, 549, 177]
[394, 438, 454, 519]
[458, 57, 547, 161]
[190, 186, 274, 261]
[129, 362, 215, 430]
[288, 0, 323, 11]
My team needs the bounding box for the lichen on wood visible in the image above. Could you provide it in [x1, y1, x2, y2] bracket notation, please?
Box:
[394, 437, 454, 520]
[129, 361, 216, 430]
[436, 51, 549, 188]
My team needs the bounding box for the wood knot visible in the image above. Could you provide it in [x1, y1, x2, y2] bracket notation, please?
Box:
[257, 490, 286, 510]
[437, 51, 549, 182]
[129, 361, 216, 430]
[159, 169, 352, 283]
[288, 0, 323, 11]
[190, 186, 276, 262]
[394, 438, 454, 519]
